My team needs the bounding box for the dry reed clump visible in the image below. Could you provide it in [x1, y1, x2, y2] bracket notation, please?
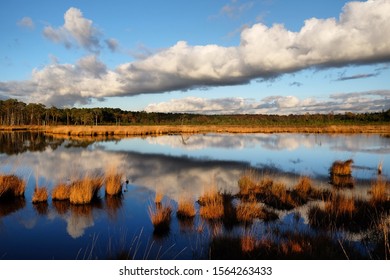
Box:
[325, 193, 356, 218]
[199, 185, 224, 220]
[268, 182, 296, 210]
[238, 170, 273, 198]
[52, 183, 70, 200]
[236, 200, 262, 223]
[176, 196, 196, 219]
[0, 174, 26, 198]
[32, 186, 48, 203]
[104, 168, 123, 196]
[148, 203, 172, 234]
[69, 175, 103, 204]
[330, 159, 353, 176]
[369, 177, 389, 206]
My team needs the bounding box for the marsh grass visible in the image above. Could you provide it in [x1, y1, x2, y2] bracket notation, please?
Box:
[369, 177, 389, 206]
[329, 159, 354, 188]
[176, 196, 196, 220]
[0, 174, 26, 199]
[69, 174, 103, 204]
[199, 184, 224, 220]
[104, 168, 123, 196]
[32, 186, 48, 203]
[52, 183, 71, 200]
[330, 159, 354, 176]
[148, 202, 172, 235]
[235, 199, 278, 224]
[209, 230, 363, 259]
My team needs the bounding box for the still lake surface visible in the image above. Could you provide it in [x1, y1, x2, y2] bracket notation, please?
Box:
[0, 132, 389, 259]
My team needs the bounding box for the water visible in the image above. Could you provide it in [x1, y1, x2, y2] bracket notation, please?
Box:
[0, 132, 389, 259]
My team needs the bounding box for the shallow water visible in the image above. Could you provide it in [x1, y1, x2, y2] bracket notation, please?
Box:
[0, 132, 389, 259]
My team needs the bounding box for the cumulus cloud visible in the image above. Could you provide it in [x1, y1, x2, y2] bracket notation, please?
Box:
[43, 7, 101, 52]
[17, 17, 34, 29]
[2, 0, 390, 106]
[145, 90, 390, 114]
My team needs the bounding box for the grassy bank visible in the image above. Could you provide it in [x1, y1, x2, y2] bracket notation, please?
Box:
[1, 124, 389, 136]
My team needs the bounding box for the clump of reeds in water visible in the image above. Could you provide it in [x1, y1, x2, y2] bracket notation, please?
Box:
[52, 183, 71, 201]
[198, 184, 224, 220]
[369, 177, 389, 206]
[238, 170, 272, 198]
[104, 168, 123, 196]
[330, 159, 354, 188]
[32, 186, 48, 203]
[330, 159, 354, 176]
[69, 174, 103, 204]
[0, 174, 26, 199]
[176, 196, 196, 220]
[236, 199, 278, 224]
[148, 202, 172, 234]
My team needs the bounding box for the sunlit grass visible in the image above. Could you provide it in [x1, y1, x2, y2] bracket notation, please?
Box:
[52, 183, 71, 200]
[104, 168, 123, 196]
[176, 196, 196, 219]
[0, 174, 26, 198]
[369, 177, 389, 206]
[32, 186, 48, 203]
[330, 159, 353, 176]
[199, 183, 224, 220]
[69, 174, 103, 204]
[148, 202, 172, 234]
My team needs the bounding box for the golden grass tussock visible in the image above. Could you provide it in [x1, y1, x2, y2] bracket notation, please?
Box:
[199, 184, 224, 220]
[293, 176, 312, 198]
[330, 159, 354, 176]
[369, 177, 389, 206]
[69, 175, 103, 204]
[32, 186, 48, 203]
[52, 183, 71, 200]
[148, 202, 172, 233]
[236, 200, 263, 223]
[325, 192, 356, 217]
[176, 196, 196, 219]
[0, 174, 26, 198]
[238, 170, 273, 197]
[199, 199, 224, 220]
[104, 168, 123, 196]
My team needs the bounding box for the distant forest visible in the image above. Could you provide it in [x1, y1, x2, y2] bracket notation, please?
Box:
[1, 98, 389, 126]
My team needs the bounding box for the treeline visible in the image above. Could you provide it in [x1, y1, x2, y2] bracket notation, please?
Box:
[1, 98, 389, 126]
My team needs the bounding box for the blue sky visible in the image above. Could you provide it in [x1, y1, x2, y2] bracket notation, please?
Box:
[1, 0, 389, 114]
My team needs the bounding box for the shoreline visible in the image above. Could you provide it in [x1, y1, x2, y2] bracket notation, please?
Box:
[0, 124, 389, 136]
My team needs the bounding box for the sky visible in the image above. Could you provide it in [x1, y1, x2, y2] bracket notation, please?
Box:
[0, 0, 389, 114]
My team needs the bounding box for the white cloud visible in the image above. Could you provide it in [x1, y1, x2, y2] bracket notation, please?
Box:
[43, 7, 101, 52]
[17, 17, 34, 29]
[144, 90, 390, 115]
[2, 1, 390, 107]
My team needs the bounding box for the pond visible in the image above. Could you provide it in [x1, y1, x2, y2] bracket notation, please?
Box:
[0, 132, 389, 259]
